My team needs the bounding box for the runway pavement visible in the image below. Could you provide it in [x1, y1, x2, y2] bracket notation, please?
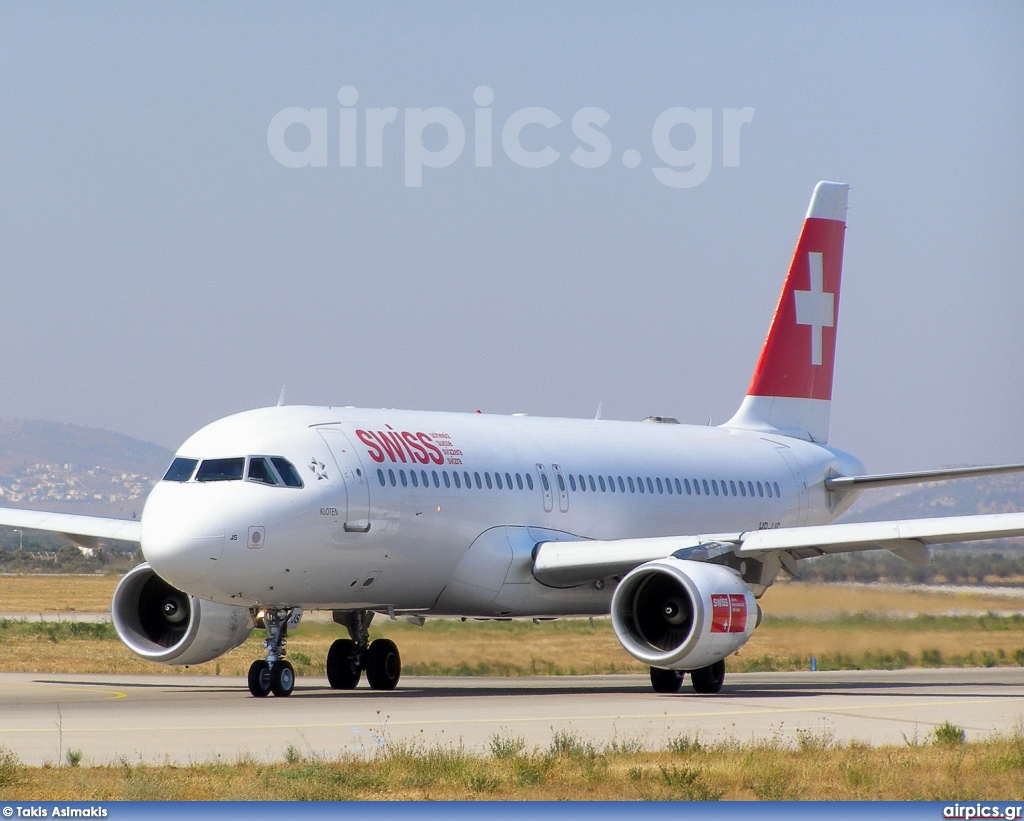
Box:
[1, 668, 1022, 766]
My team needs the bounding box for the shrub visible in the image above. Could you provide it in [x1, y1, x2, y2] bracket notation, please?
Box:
[933, 722, 966, 745]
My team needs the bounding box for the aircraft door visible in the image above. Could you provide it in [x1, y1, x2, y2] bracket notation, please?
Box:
[318, 428, 372, 533]
[551, 464, 569, 512]
[535, 464, 553, 513]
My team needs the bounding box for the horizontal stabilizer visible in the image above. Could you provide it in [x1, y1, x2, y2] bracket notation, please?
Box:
[826, 463, 1024, 492]
[736, 512, 1024, 557]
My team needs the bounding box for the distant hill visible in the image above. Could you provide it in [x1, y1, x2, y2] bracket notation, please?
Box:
[839, 471, 1024, 533]
[0, 420, 174, 518]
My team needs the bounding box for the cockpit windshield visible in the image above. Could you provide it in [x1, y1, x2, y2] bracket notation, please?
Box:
[246, 456, 304, 488]
[271, 457, 303, 487]
[163, 457, 198, 482]
[195, 458, 245, 482]
[163, 455, 303, 488]
[247, 457, 278, 485]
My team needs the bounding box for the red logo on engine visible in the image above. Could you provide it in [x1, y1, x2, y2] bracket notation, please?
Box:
[711, 594, 748, 634]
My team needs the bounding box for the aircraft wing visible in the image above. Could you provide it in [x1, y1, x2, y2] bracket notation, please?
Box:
[532, 511, 1024, 587]
[0, 506, 141, 549]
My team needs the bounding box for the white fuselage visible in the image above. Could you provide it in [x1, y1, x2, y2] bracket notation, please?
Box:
[140, 405, 863, 616]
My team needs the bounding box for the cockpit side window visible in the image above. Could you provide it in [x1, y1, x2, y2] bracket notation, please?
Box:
[271, 457, 304, 488]
[247, 457, 279, 486]
[163, 457, 198, 482]
[195, 457, 245, 482]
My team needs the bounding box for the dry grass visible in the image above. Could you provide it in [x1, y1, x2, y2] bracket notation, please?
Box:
[760, 581, 1024, 617]
[0, 574, 118, 613]
[3, 728, 1023, 799]
[2, 613, 1024, 677]
[1, 575, 1023, 676]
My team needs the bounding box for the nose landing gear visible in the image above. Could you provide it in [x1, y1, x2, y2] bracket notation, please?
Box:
[247, 608, 295, 698]
[328, 610, 402, 691]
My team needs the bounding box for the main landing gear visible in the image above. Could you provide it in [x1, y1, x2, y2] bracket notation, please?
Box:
[649, 659, 726, 695]
[326, 610, 401, 692]
[246, 608, 401, 698]
[248, 608, 296, 698]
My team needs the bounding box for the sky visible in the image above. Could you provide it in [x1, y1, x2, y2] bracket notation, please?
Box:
[0, 2, 1021, 473]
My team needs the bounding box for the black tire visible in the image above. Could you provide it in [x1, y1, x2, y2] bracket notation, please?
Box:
[650, 666, 685, 693]
[270, 660, 295, 697]
[365, 638, 401, 691]
[326, 639, 361, 689]
[248, 660, 271, 697]
[690, 659, 726, 694]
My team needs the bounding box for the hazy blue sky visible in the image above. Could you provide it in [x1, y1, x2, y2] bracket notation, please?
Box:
[0, 3, 1020, 472]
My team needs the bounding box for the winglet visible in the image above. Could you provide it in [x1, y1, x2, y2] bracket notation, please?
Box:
[723, 181, 849, 442]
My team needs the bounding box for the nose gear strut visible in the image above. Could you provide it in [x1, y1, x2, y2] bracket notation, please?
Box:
[247, 608, 295, 698]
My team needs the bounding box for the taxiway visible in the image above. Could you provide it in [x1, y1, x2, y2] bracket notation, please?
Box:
[1, 669, 1021, 765]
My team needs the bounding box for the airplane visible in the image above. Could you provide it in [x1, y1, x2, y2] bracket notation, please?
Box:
[2, 180, 1022, 700]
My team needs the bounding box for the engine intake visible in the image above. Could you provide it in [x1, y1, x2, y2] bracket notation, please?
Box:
[611, 558, 757, 670]
[112, 563, 254, 665]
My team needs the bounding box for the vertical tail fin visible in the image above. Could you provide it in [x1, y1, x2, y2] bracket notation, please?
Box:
[723, 181, 849, 443]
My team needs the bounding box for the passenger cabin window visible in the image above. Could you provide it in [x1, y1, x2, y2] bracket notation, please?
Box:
[163, 457, 198, 482]
[195, 458, 245, 482]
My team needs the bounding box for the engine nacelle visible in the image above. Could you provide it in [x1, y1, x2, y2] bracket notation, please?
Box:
[111, 563, 254, 666]
[611, 558, 757, 670]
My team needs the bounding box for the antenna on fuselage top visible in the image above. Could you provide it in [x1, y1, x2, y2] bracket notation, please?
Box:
[595, 401, 603, 421]
[277, 386, 286, 406]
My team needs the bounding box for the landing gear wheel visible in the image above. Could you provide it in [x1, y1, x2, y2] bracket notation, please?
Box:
[248, 660, 271, 697]
[650, 667, 685, 693]
[326, 639, 361, 689]
[690, 659, 725, 694]
[270, 660, 295, 697]
[365, 638, 401, 691]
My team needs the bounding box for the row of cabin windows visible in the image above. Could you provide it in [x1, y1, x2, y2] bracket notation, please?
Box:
[379, 467, 536, 492]
[566, 473, 780, 499]
[376, 467, 781, 499]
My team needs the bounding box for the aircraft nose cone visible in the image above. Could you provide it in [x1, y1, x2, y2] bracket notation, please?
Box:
[140, 484, 225, 588]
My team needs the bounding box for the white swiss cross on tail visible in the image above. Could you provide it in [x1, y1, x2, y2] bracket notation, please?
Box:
[794, 252, 834, 367]
[723, 181, 848, 444]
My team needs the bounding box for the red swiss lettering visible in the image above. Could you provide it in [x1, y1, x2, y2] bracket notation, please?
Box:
[402, 431, 429, 464]
[355, 430, 385, 463]
[357, 425, 460, 466]
[710, 595, 731, 634]
[418, 432, 445, 465]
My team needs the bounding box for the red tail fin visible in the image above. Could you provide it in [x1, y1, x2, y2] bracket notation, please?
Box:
[724, 181, 849, 442]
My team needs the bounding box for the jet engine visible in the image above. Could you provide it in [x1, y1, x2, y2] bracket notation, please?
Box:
[111, 563, 254, 665]
[610, 558, 757, 670]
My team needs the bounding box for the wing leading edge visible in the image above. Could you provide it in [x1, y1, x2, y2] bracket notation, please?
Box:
[532, 511, 1024, 588]
[0, 506, 141, 549]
